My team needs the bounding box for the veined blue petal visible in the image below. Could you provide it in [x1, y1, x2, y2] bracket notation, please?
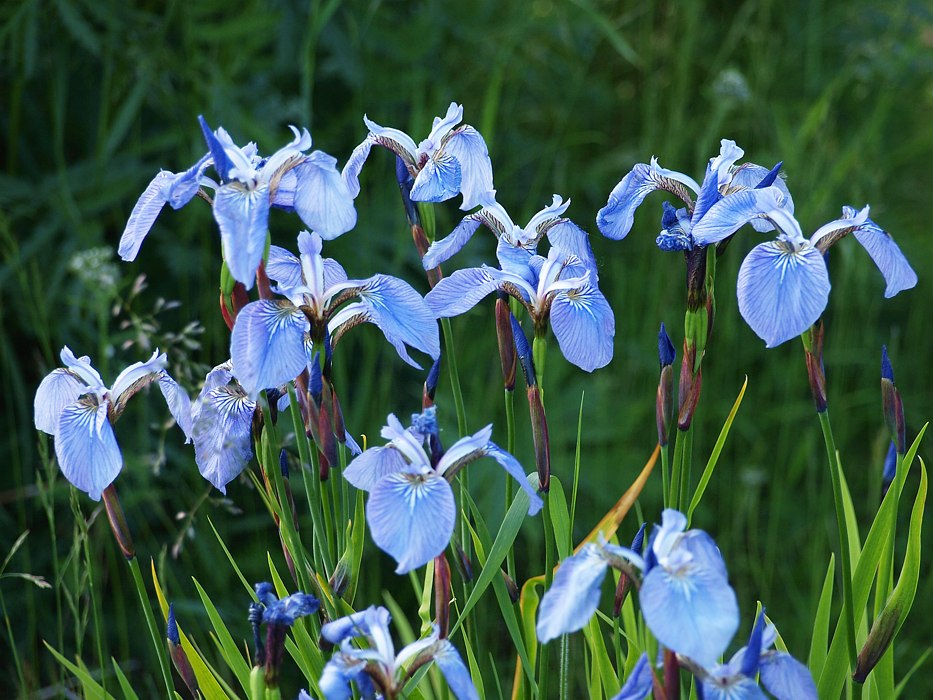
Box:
[727, 163, 793, 233]
[159, 374, 193, 442]
[293, 152, 357, 240]
[119, 171, 172, 261]
[597, 160, 699, 240]
[322, 605, 392, 646]
[230, 300, 310, 397]
[691, 163, 723, 225]
[60, 347, 106, 392]
[355, 274, 441, 364]
[56, 399, 123, 501]
[710, 139, 745, 186]
[550, 284, 615, 371]
[319, 654, 366, 700]
[527, 194, 572, 232]
[496, 239, 536, 287]
[167, 153, 211, 209]
[110, 349, 167, 401]
[691, 187, 798, 246]
[680, 530, 729, 581]
[425, 103, 464, 147]
[266, 245, 304, 289]
[343, 445, 410, 491]
[422, 214, 483, 269]
[759, 651, 818, 700]
[432, 640, 481, 700]
[35, 369, 87, 435]
[363, 115, 420, 157]
[213, 182, 271, 288]
[639, 563, 739, 668]
[536, 544, 610, 642]
[425, 267, 504, 317]
[410, 152, 462, 203]
[324, 258, 350, 289]
[850, 215, 918, 298]
[544, 220, 598, 279]
[610, 653, 653, 700]
[342, 136, 376, 199]
[271, 169, 297, 210]
[737, 242, 829, 348]
[441, 125, 494, 211]
[198, 115, 233, 182]
[366, 470, 456, 573]
[699, 673, 767, 700]
[482, 444, 543, 515]
[192, 386, 255, 493]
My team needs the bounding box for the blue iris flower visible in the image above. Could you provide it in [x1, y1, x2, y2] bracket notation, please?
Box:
[597, 139, 793, 250]
[33, 347, 190, 500]
[422, 193, 597, 278]
[229, 230, 440, 397]
[610, 652, 654, 700]
[343, 408, 542, 573]
[536, 509, 739, 669]
[254, 582, 319, 627]
[119, 117, 356, 288]
[319, 605, 479, 700]
[689, 193, 917, 347]
[694, 609, 817, 700]
[343, 102, 494, 211]
[425, 239, 615, 371]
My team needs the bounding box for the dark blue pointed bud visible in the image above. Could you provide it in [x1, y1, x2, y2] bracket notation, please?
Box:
[880, 346, 905, 453]
[308, 353, 323, 405]
[755, 161, 783, 189]
[279, 449, 289, 479]
[881, 346, 895, 382]
[630, 522, 648, 556]
[424, 357, 441, 405]
[510, 314, 536, 387]
[198, 115, 233, 183]
[167, 603, 180, 645]
[882, 441, 897, 496]
[644, 529, 659, 572]
[658, 324, 676, 368]
[396, 155, 419, 226]
[741, 608, 766, 677]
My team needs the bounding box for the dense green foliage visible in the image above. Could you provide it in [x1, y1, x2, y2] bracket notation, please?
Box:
[2, 0, 930, 696]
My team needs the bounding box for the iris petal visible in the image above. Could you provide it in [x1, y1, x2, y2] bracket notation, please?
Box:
[230, 300, 310, 397]
[432, 640, 481, 700]
[422, 215, 483, 270]
[851, 218, 918, 298]
[545, 220, 598, 279]
[366, 471, 456, 573]
[536, 544, 610, 642]
[159, 374, 193, 442]
[342, 136, 375, 199]
[482, 444, 544, 515]
[192, 386, 255, 493]
[424, 267, 504, 317]
[737, 242, 829, 348]
[759, 651, 818, 700]
[266, 245, 304, 289]
[119, 171, 172, 261]
[56, 400, 123, 501]
[691, 187, 798, 247]
[343, 446, 410, 491]
[293, 152, 357, 240]
[549, 284, 615, 371]
[35, 369, 87, 436]
[410, 152, 462, 203]
[213, 182, 271, 289]
[441, 125, 494, 211]
[610, 652, 653, 700]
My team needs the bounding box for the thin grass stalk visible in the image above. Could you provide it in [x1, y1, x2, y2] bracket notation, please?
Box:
[126, 556, 174, 696]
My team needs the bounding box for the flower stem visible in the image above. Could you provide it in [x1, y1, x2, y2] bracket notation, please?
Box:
[538, 492, 554, 699]
[126, 556, 174, 697]
[441, 317, 468, 436]
[504, 387, 516, 580]
[817, 409, 858, 668]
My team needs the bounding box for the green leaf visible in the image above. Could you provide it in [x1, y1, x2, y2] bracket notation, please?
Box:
[548, 475, 572, 560]
[582, 614, 618, 697]
[111, 657, 140, 700]
[44, 642, 114, 698]
[890, 460, 927, 639]
[686, 376, 747, 524]
[808, 553, 835, 679]
[192, 578, 253, 695]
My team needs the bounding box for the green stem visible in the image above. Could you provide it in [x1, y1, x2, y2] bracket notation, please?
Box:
[538, 493, 554, 699]
[678, 426, 694, 512]
[875, 452, 902, 615]
[127, 556, 174, 697]
[817, 410, 858, 669]
[660, 442, 671, 509]
[670, 430, 686, 510]
[504, 388, 516, 580]
[441, 317, 468, 436]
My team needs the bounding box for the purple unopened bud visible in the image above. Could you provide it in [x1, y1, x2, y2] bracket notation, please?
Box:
[424, 357, 441, 408]
[614, 524, 647, 616]
[880, 346, 905, 453]
[102, 484, 135, 559]
[658, 323, 675, 368]
[496, 296, 517, 392]
[630, 522, 647, 555]
[435, 554, 451, 638]
[166, 603, 199, 697]
[804, 321, 828, 413]
[279, 449, 289, 479]
[881, 346, 895, 382]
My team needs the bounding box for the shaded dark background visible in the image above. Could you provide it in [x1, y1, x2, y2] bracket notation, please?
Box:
[2, 0, 931, 696]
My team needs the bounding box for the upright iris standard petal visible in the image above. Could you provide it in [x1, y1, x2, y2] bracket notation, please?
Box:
[410, 152, 462, 203]
[343, 446, 410, 491]
[610, 652, 654, 700]
[639, 562, 739, 668]
[482, 445, 544, 515]
[431, 640, 481, 700]
[266, 245, 305, 290]
[759, 651, 818, 700]
[737, 242, 830, 348]
[728, 163, 793, 232]
[230, 300, 310, 397]
[213, 182, 272, 288]
[422, 215, 483, 269]
[119, 171, 173, 261]
[549, 284, 615, 371]
[55, 400, 123, 501]
[691, 186, 798, 247]
[425, 267, 505, 317]
[441, 126, 494, 211]
[536, 544, 611, 643]
[34, 369, 88, 435]
[192, 386, 256, 493]
[366, 470, 456, 573]
[544, 220, 598, 279]
[850, 215, 918, 298]
[292, 152, 357, 240]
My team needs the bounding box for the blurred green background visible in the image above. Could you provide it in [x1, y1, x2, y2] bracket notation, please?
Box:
[2, 0, 931, 696]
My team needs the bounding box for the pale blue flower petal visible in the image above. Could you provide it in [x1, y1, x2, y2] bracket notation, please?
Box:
[357, 274, 441, 362]
[110, 349, 167, 401]
[422, 214, 482, 269]
[266, 245, 304, 289]
[850, 214, 918, 298]
[293, 152, 357, 240]
[119, 171, 172, 261]
[536, 544, 610, 642]
[549, 284, 615, 371]
[343, 446, 410, 491]
[324, 258, 349, 289]
[424, 267, 504, 317]
[699, 674, 767, 700]
[410, 152, 462, 203]
[496, 240, 536, 287]
[35, 369, 87, 436]
[441, 125, 494, 211]
[639, 563, 739, 668]
[759, 652, 817, 700]
[691, 163, 724, 225]
[198, 115, 233, 181]
[319, 655, 365, 700]
[432, 640, 481, 700]
[192, 386, 255, 493]
[60, 347, 106, 392]
[680, 530, 729, 581]
[483, 444, 543, 515]
[213, 182, 271, 288]
[610, 652, 653, 700]
[691, 187, 797, 246]
[728, 163, 793, 233]
[545, 220, 598, 279]
[342, 136, 375, 199]
[55, 400, 123, 501]
[230, 300, 310, 397]
[737, 242, 829, 348]
[367, 471, 456, 573]
[166, 153, 211, 209]
[321, 606, 392, 645]
[159, 374, 193, 442]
